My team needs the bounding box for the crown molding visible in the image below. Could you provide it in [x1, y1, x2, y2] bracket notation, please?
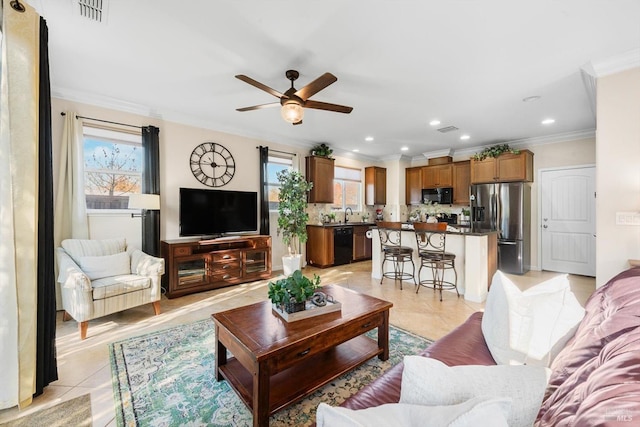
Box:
[589, 48, 640, 78]
[420, 148, 455, 159]
[52, 86, 160, 118]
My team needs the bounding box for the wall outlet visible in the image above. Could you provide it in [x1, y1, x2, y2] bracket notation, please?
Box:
[615, 212, 640, 226]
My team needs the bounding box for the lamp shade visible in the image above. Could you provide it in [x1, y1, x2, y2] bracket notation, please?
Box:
[128, 193, 160, 210]
[281, 100, 304, 123]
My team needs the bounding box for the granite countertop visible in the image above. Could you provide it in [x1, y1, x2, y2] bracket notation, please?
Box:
[308, 222, 377, 228]
[307, 221, 497, 236]
[368, 222, 498, 236]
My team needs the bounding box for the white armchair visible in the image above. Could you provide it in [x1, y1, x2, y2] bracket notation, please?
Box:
[57, 238, 165, 339]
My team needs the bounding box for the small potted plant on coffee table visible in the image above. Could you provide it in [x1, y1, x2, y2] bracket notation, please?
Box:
[268, 270, 321, 314]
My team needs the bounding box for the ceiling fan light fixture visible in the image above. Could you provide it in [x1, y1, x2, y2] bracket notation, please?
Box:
[281, 100, 304, 124]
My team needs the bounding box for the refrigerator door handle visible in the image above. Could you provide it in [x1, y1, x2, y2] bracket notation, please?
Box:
[498, 241, 518, 245]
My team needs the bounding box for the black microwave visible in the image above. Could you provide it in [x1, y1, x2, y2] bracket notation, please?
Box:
[422, 187, 453, 205]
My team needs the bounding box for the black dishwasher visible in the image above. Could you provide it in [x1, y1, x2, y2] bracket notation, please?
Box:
[333, 227, 353, 266]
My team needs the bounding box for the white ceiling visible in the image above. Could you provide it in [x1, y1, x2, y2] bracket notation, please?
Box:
[29, 0, 640, 160]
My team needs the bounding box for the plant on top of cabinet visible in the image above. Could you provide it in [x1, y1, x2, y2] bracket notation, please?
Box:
[310, 143, 333, 158]
[471, 144, 519, 161]
[277, 169, 313, 274]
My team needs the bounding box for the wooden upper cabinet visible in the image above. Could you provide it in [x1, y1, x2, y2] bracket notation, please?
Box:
[470, 150, 534, 184]
[306, 156, 335, 203]
[422, 164, 453, 188]
[453, 161, 470, 205]
[365, 166, 386, 205]
[405, 167, 423, 205]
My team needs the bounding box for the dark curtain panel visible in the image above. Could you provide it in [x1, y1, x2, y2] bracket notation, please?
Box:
[141, 126, 160, 256]
[259, 146, 270, 236]
[35, 16, 58, 396]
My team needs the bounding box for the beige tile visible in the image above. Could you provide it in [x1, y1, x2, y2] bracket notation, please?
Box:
[0, 260, 595, 425]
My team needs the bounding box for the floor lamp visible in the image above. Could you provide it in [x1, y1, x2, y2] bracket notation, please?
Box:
[129, 193, 161, 256]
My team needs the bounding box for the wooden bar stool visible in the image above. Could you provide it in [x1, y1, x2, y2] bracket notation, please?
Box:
[377, 221, 415, 290]
[413, 222, 459, 301]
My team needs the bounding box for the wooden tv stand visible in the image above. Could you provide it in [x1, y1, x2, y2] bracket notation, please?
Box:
[161, 235, 272, 299]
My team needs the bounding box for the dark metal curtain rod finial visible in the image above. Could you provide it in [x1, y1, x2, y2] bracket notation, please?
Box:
[10, 0, 26, 12]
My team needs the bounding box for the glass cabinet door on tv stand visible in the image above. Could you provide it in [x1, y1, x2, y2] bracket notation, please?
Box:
[175, 255, 208, 289]
[244, 248, 269, 276]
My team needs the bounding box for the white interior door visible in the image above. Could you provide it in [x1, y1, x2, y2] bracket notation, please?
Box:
[540, 166, 595, 276]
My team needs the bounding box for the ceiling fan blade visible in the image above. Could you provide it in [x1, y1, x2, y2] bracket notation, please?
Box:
[304, 100, 353, 114]
[236, 102, 280, 112]
[294, 73, 337, 101]
[235, 75, 284, 98]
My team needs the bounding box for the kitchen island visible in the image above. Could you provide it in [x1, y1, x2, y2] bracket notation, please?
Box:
[371, 224, 498, 303]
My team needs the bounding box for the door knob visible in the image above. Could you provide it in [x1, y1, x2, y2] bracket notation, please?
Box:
[543, 225, 548, 228]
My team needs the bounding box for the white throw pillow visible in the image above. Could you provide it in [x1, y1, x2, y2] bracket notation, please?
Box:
[78, 251, 131, 280]
[481, 271, 585, 367]
[399, 356, 550, 427]
[316, 396, 511, 427]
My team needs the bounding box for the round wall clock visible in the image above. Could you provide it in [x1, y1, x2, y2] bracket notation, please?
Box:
[189, 142, 236, 187]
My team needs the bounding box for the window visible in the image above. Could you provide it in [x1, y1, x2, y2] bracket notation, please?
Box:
[332, 166, 362, 210]
[266, 154, 294, 210]
[83, 126, 143, 210]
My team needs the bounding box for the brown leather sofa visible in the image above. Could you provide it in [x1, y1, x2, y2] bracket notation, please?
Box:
[340, 267, 640, 425]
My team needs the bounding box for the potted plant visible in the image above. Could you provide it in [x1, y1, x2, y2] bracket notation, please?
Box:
[268, 270, 321, 313]
[471, 144, 520, 161]
[310, 143, 333, 158]
[276, 169, 313, 274]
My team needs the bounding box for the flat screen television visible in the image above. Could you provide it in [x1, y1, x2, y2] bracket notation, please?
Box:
[179, 187, 258, 237]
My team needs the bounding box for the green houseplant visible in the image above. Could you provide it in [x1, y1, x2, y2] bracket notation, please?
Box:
[310, 143, 333, 158]
[276, 169, 313, 274]
[472, 144, 520, 161]
[268, 270, 321, 313]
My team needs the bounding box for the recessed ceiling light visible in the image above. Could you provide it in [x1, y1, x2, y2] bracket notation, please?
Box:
[541, 118, 555, 125]
[460, 135, 470, 140]
[401, 147, 409, 151]
[522, 96, 541, 102]
[364, 136, 374, 142]
[352, 149, 360, 152]
[429, 120, 441, 126]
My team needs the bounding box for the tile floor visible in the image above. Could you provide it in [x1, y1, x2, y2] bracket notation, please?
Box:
[0, 261, 595, 426]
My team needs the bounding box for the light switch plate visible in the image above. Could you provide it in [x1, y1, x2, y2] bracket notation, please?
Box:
[615, 212, 640, 226]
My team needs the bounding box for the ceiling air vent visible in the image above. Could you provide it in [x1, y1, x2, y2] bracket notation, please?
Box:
[437, 126, 459, 133]
[76, 0, 108, 23]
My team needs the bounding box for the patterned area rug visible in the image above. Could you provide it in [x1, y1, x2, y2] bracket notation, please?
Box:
[110, 318, 432, 426]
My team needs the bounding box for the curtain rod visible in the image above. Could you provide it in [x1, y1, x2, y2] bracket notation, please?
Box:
[256, 146, 297, 156]
[60, 112, 142, 130]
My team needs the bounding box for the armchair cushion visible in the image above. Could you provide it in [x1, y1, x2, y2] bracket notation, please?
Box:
[91, 274, 151, 300]
[78, 251, 131, 280]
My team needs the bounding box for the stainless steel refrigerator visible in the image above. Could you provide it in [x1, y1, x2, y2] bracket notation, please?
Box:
[470, 182, 530, 274]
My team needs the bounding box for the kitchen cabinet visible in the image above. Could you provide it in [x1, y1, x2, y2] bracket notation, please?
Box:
[353, 225, 373, 261]
[470, 150, 534, 183]
[306, 226, 334, 267]
[365, 166, 386, 205]
[161, 236, 272, 298]
[453, 161, 471, 205]
[422, 164, 453, 188]
[405, 167, 422, 205]
[306, 156, 335, 203]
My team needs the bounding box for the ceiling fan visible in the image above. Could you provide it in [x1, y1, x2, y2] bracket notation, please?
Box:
[235, 70, 353, 125]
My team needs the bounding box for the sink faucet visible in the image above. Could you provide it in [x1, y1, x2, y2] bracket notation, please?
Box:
[344, 207, 353, 223]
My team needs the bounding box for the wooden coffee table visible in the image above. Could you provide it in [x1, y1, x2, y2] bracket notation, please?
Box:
[212, 284, 393, 427]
